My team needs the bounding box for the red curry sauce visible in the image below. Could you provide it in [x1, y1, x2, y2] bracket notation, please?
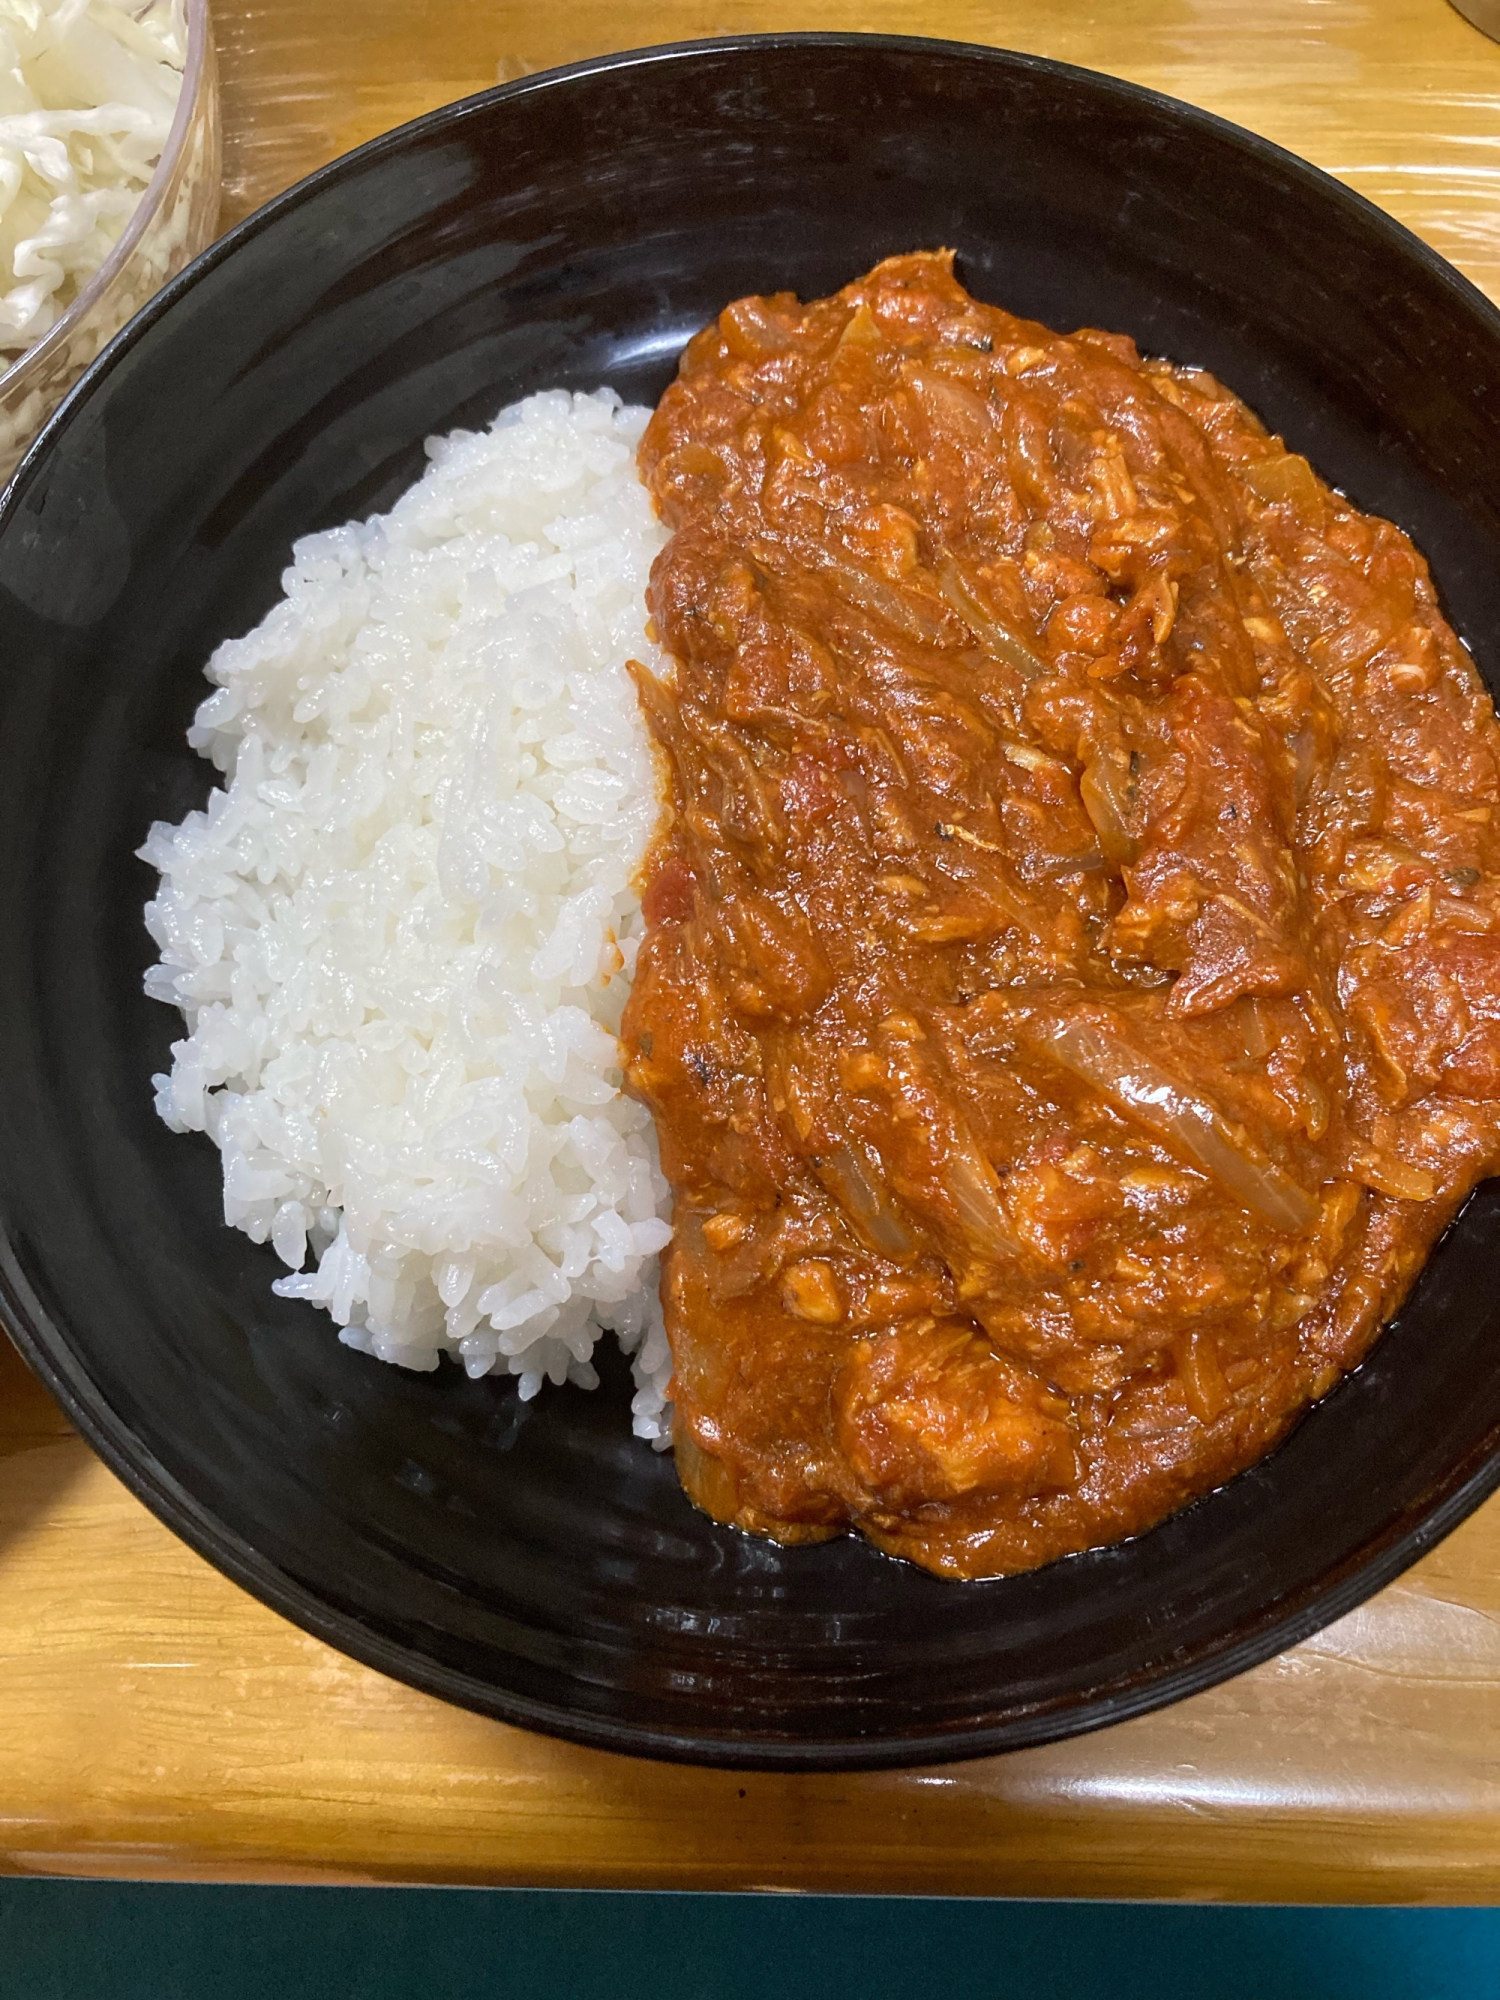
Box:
[620, 252, 1500, 1578]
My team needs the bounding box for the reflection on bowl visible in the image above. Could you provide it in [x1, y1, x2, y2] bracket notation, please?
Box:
[0, 0, 220, 485]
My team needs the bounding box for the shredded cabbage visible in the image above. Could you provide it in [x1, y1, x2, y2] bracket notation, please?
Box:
[0, 0, 185, 356]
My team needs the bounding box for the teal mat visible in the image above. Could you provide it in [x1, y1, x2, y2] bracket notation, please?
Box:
[3, 1884, 1499, 1999]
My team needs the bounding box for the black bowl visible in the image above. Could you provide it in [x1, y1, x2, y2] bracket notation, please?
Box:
[4, 33, 1500, 1771]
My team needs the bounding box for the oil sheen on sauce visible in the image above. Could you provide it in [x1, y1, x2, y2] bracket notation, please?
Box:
[620, 252, 1500, 1579]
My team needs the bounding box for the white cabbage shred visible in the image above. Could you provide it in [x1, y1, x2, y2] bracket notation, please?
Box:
[0, 0, 186, 356]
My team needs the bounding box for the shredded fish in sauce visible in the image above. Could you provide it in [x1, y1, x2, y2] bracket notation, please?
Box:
[621, 252, 1500, 1578]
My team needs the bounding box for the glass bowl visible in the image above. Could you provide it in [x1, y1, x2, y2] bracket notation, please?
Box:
[0, 0, 221, 485]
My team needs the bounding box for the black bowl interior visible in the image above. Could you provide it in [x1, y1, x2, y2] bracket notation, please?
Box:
[3, 34, 1500, 1770]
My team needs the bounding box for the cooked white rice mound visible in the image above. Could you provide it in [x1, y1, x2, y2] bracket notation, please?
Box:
[140, 388, 675, 1438]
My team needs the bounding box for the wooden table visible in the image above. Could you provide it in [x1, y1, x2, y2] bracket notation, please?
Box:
[6, 0, 1500, 1900]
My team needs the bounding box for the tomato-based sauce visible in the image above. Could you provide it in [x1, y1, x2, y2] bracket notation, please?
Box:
[620, 252, 1500, 1578]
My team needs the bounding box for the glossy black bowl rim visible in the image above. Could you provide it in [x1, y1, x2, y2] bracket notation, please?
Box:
[5, 31, 1500, 1770]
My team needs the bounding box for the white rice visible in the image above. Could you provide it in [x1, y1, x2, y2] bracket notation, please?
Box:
[139, 388, 676, 1439]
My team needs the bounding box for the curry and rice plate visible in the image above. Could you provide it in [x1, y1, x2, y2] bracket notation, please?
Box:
[142, 254, 1500, 1579]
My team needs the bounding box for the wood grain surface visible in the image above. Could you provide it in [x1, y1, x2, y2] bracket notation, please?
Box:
[7, 0, 1500, 1898]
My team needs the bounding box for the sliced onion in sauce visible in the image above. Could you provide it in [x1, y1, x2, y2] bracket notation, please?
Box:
[677, 1207, 768, 1301]
[1040, 1018, 1317, 1232]
[940, 1140, 1024, 1260]
[871, 1027, 1024, 1262]
[1242, 452, 1322, 512]
[817, 550, 953, 644]
[1288, 726, 1320, 810]
[1078, 749, 1139, 865]
[816, 1143, 919, 1261]
[720, 295, 793, 357]
[909, 371, 996, 443]
[1235, 995, 1275, 1062]
[936, 556, 1050, 680]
